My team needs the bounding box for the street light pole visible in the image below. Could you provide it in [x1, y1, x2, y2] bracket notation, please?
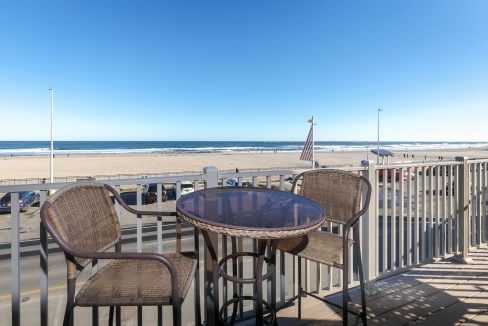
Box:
[377, 108, 383, 165]
[49, 88, 54, 183]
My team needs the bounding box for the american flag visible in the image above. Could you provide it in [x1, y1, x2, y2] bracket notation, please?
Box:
[300, 124, 314, 161]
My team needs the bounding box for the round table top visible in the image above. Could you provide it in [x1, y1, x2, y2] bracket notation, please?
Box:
[176, 187, 325, 239]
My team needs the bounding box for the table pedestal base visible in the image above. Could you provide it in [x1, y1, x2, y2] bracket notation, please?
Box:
[202, 230, 278, 326]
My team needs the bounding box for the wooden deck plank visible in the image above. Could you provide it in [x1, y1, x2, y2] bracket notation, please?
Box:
[274, 296, 368, 326]
[276, 297, 339, 320]
[326, 268, 454, 306]
[275, 247, 488, 326]
[331, 269, 482, 318]
[327, 271, 437, 303]
[275, 317, 345, 326]
[461, 311, 488, 325]
[412, 278, 488, 325]
[369, 272, 488, 325]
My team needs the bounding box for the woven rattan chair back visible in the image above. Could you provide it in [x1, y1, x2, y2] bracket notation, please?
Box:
[293, 169, 366, 225]
[286, 169, 371, 325]
[44, 182, 121, 277]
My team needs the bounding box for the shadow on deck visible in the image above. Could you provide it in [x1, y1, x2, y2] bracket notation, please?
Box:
[273, 246, 488, 325]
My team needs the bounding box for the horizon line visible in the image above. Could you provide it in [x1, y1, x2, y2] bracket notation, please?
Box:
[0, 140, 488, 143]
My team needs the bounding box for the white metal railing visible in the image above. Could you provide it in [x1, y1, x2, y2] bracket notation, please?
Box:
[1, 160, 488, 325]
[3, 172, 204, 326]
[360, 157, 488, 284]
[369, 162, 462, 279]
[1, 167, 295, 325]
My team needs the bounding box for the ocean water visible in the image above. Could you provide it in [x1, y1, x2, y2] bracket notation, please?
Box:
[0, 141, 486, 157]
[0, 141, 488, 156]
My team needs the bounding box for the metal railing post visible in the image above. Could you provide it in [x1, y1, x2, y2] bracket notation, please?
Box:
[203, 166, 219, 325]
[361, 161, 379, 295]
[175, 181, 182, 253]
[136, 184, 143, 252]
[40, 190, 49, 326]
[135, 183, 143, 324]
[455, 157, 472, 263]
[11, 192, 20, 326]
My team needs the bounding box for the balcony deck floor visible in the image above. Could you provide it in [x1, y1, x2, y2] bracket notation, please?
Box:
[3, 241, 488, 325]
[271, 246, 488, 325]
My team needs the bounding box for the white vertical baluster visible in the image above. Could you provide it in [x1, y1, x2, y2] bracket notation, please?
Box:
[157, 183, 163, 254]
[399, 168, 405, 267]
[429, 166, 434, 259]
[391, 169, 396, 270]
[422, 166, 427, 261]
[414, 167, 420, 264]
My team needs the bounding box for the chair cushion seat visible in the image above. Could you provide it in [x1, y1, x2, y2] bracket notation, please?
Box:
[75, 252, 197, 306]
[278, 231, 351, 268]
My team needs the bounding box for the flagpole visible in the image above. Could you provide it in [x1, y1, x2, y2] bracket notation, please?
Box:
[377, 108, 383, 165]
[299, 116, 316, 167]
[311, 116, 315, 169]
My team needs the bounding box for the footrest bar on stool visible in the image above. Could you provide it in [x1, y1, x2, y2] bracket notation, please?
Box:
[219, 296, 276, 326]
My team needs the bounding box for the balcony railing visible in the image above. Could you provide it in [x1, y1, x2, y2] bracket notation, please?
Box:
[1, 158, 487, 325]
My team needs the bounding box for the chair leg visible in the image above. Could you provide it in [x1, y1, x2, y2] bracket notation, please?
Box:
[115, 306, 121, 326]
[194, 243, 202, 325]
[193, 229, 202, 326]
[298, 257, 302, 320]
[108, 306, 114, 326]
[137, 306, 143, 326]
[92, 307, 99, 326]
[342, 263, 349, 326]
[63, 304, 73, 326]
[63, 278, 76, 326]
[270, 240, 278, 312]
[173, 300, 182, 326]
[355, 232, 368, 325]
[358, 256, 367, 325]
[157, 305, 163, 326]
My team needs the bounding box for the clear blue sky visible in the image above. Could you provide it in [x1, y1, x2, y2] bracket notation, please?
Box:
[1, 1, 487, 141]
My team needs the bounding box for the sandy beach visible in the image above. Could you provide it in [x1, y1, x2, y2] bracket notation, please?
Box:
[0, 145, 487, 243]
[1, 146, 488, 181]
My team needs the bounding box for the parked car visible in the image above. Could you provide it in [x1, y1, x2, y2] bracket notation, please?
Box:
[0, 191, 40, 213]
[226, 178, 239, 187]
[142, 183, 168, 204]
[180, 181, 195, 196]
[379, 169, 415, 183]
[225, 178, 253, 187]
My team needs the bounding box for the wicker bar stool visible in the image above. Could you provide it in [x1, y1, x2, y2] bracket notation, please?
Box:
[40, 182, 201, 326]
[277, 169, 371, 326]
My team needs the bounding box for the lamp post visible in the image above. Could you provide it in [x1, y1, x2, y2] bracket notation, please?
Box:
[377, 108, 383, 165]
[49, 88, 54, 183]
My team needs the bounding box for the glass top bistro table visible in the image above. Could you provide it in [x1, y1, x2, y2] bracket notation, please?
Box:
[176, 187, 325, 325]
[176, 187, 325, 326]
